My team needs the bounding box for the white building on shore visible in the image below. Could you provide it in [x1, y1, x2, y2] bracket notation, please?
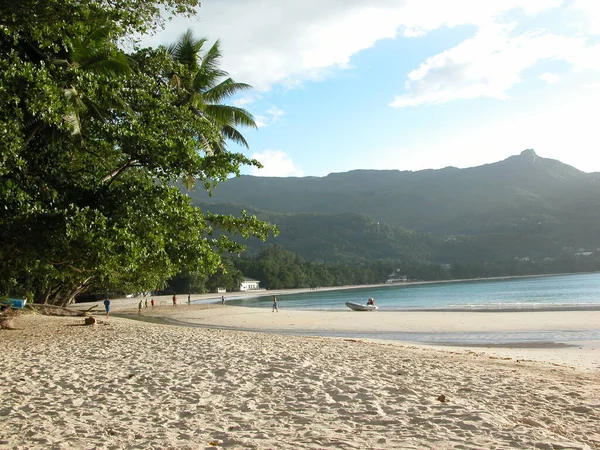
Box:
[240, 278, 261, 291]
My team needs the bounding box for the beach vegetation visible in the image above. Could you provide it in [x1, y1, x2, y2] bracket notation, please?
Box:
[230, 246, 445, 289]
[0, 0, 277, 306]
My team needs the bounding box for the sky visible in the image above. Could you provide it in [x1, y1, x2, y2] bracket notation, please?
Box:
[140, 0, 600, 177]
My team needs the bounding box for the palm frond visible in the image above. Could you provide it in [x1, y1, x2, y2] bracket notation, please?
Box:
[198, 40, 227, 79]
[204, 104, 257, 128]
[82, 26, 114, 49]
[165, 30, 256, 149]
[79, 52, 131, 76]
[204, 78, 252, 102]
[188, 91, 207, 111]
[167, 29, 207, 70]
[221, 125, 250, 148]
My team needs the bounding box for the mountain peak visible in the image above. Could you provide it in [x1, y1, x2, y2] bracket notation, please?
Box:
[519, 148, 538, 160]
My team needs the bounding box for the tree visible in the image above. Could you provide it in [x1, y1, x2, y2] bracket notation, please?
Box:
[166, 29, 256, 153]
[0, 1, 277, 305]
[204, 258, 244, 293]
[166, 269, 208, 295]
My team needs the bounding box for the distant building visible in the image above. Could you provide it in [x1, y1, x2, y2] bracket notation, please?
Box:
[386, 275, 408, 283]
[386, 269, 408, 283]
[240, 278, 261, 291]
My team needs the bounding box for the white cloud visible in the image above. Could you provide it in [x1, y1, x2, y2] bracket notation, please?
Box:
[233, 95, 258, 107]
[255, 106, 285, 128]
[563, 42, 600, 72]
[141, 0, 565, 92]
[571, 0, 600, 34]
[249, 150, 303, 177]
[390, 25, 588, 107]
[396, 0, 564, 37]
[540, 72, 561, 84]
[143, 0, 405, 91]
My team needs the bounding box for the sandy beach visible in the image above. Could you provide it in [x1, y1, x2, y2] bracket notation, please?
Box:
[96, 291, 600, 372]
[1, 295, 599, 449]
[133, 305, 600, 372]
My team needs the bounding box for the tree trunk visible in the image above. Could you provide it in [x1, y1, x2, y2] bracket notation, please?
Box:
[32, 277, 94, 306]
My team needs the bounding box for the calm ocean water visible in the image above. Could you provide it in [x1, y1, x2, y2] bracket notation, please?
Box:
[227, 272, 600, 312]
[212, 273, 600, 345]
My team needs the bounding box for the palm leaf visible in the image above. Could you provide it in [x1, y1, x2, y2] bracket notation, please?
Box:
[198, 40, 227, 78]
[79, 52, 132, 77]
[82, 26, 114, 50]
[221, 125, 250, 148]
[204, 104, 257, 128]
[167, 29, 206, 70]
[165, 29, 256, 150]
[204, 78, 252, 102]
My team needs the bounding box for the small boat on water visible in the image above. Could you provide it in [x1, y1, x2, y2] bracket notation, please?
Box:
[345, 301, 378, 311]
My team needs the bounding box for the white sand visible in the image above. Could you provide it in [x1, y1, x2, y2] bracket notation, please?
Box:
[1, 312, 599, 449]
[115, 303, 600, 372]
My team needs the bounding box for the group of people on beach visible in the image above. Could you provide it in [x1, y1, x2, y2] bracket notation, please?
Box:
[139, 298, 156, 313]
[102, 297, 157, 316]
[102, 292, 278, 316]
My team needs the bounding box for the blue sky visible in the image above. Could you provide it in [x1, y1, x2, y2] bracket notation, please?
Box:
[141, 0, 600, 177]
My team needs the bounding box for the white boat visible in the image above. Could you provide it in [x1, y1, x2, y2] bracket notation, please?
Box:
[345, 301, 378, 311]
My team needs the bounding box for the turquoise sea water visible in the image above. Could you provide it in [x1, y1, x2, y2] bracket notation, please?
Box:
[227, 272, 600, 312]
[215, 273, 600, 345]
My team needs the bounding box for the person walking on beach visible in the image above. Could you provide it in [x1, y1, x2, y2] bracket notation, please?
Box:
[151, 298, 155, 308]
[103, 298, 111, 317]
[138, 300, 143, 314]
[187, 293, 191, 305]
[172, 294, 177, 307]
[221, 295, 225, 305]
[272, 295, 278, 312]
[145, 298, 148, 309]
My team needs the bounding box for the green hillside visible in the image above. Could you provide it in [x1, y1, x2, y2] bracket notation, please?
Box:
[190, 150, 600, 267]
[197, 204, 436, 263]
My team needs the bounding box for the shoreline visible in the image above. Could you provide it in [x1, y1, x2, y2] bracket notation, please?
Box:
[67, 272, 600, 372]
[71, 270, 600, 312]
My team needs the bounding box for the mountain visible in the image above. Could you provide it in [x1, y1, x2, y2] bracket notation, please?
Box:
[198, 204, 437, 263]
[189, 150, 600, 265]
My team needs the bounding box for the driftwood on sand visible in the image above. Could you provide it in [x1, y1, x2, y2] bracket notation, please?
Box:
[27, 303, 98, 317]
[0, 318, 19, 330]
[1, 304, 101, 329]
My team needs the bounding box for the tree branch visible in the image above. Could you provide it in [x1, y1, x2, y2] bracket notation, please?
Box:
[100, 158, 136, 184]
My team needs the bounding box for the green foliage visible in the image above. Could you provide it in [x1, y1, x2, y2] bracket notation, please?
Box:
[0, 1, 277, 305]
[231, 246, 453, 289]
[194, 203, 435, 263]
[203, 258, 244, 293]
[164, 269, 207, 295]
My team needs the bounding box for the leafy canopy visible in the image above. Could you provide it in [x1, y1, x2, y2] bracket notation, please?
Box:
[0, 0, 277, 305]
